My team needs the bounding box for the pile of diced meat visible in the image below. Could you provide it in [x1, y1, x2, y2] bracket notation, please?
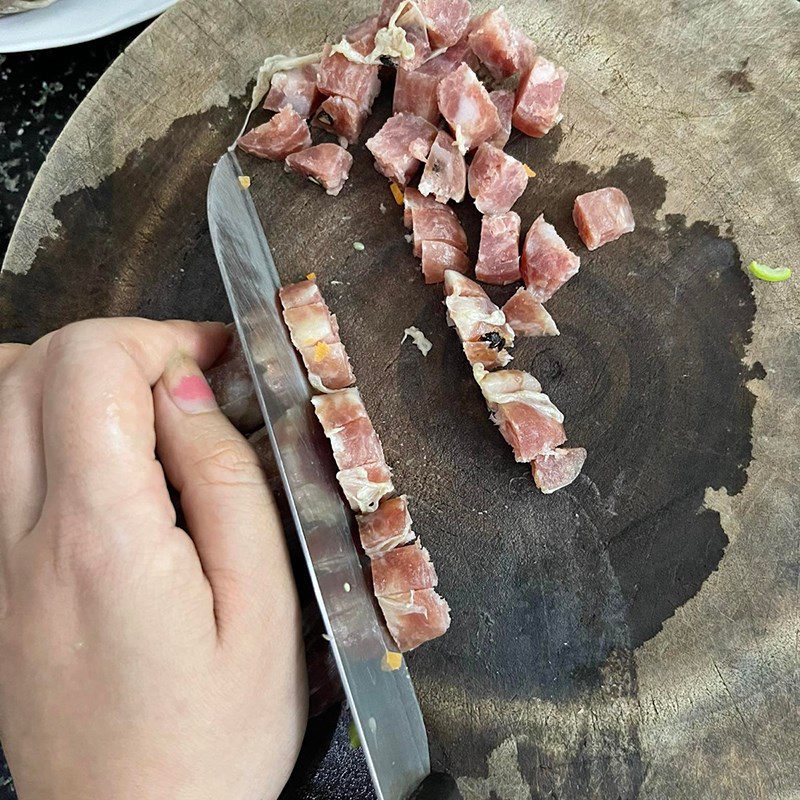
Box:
[280, 278, 450, 653]
[235, 0, 640, 651]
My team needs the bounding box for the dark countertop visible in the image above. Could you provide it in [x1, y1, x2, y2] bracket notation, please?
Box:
[0, 22, 147, 262]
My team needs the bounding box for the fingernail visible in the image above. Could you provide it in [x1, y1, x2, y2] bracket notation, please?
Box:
[164, 353, 218, 414]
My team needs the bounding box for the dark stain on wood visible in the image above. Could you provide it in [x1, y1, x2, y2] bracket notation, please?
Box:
[721, 58, 754, 93]
[0, 81, 759, 798]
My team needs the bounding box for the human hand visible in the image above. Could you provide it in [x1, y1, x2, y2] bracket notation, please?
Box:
[0, 318, 307, 800]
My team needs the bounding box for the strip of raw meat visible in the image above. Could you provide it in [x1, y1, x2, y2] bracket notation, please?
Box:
[488, 89, 514, 148]
[204, 330, 261, 434]
[357, 496, 415, 557]
[278, 278, 323, 309]
[502, 288, 559, 337]
[317, 44, 381, 112]
[264, 64, 322, 118]
[372, 540, 438, 597]
[311, 387, 367, 431]
[468, 7, 535, 80]
[437, 63, 501, 153]
[337, 461, 395, 513]
[474, 364, 566, 462]
[421, 240, 470, 284]
[403, 186, 440, 228]
[412, 205, 468, 256]
[444, 270, 514, 369]
[366, 112, 438, 185]
[521, 214, 580, 301]
[393, 67, 441, 124]
[468, 142, 528, 214]
[532, 447, 587, 493]
[418, 0, 470, 48]
[313, 96, 368, 145]
[573, 187, 635, 250]
[378, 589, 451, 652]
[418, 129, 466, 203]
[325, 415, 386, 471]
[238, 106, 312, 160]
[513, 55, 567, 137]
[475, 211, 521, 285]
[420, 36, 479, 78]
[285, 144, 353, 196]
[280, 279, 356, 392]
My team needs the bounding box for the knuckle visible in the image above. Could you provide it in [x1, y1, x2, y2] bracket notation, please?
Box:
[191, 438, 264, 488]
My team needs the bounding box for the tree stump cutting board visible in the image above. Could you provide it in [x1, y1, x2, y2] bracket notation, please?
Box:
[1, 0, 798, 797]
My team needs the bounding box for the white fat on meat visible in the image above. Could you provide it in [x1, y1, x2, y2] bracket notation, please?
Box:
[473, 364, 564, 423]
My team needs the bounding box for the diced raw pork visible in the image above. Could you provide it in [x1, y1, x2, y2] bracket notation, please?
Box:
[204, 331, 261, 434]
[513, 55, 567, 137]
[521, 214, 580, 301]
[299, 342, 356, 393]
[418, 129, 466, 204]
[317, 45, 381, 111]
[337, 461, 395, 513]
[285, 143, 353, 196]
[532, 447, 587, 493]
[326, 416, 386, 471]
[366, 112, 438, 185]
[573, 187, 635, 250]
[468, 7, 535, 80]
[474, 365, 566, 462]
[264, 64, 322, 118]
[444, 270, 515, 369]
[314, 95, 368, 145]
[282, 302, 339, 349]
[437, 63, 501, 153]
[502, 288, 559, 337]
[238, 106, 312, 161]
[468, 142, 528, 215]
[420, 36, 479, 78]
[412, 205, 468, 256]
[488, 89, 514, 148]
[393, 68, 441, 124]
[372, 540, 438, 596]
[357, 496, 415, 557]
[278, 278, 323, 309]
[421, 240, 470, 284]
[378, 589, 451, 651]
[311, 387, 367, 431]
[403, 186, 440, 228]
[475, 211, 521, 285]
[418, 0, 471, 48]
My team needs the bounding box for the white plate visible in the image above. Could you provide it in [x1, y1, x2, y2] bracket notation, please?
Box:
[0, 0, 178, 52]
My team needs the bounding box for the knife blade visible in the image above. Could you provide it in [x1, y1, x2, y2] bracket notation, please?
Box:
[207, 150, 430, 800]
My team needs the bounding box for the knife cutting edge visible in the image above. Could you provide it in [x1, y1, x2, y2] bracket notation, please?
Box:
[207, 150, 430, 800]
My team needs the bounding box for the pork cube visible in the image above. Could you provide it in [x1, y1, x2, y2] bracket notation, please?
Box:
[521, 215, 580, 301]
[532, 447, 587, 493]
[378, 589, 451, 651]
[372, 541, 438, 597]
[488, 89, 515, 148]
[468, 142, 528, 214]
[263, 64, 322, 118]
[366, 112, 438, 185]
[437, 63, 501, 153]
[572, 187, 635, 250]
[475, 211, 521, 285]
[237, 106, 311, 160]
[468, 7, 535, 80]
[513, 55, 567, 138]
[357, 496, 415, 557]
[317, 44, 381, 112]
[421, 240, 470, 284]
[393, 68, 441, 124]
[418, 0, 471, 48]
[314, 96, 368, 145]
[502, 288, 559, 337]
[418, 129, 466, 204]
[412, 205, 468, 256]
[285, 143, 353, 196]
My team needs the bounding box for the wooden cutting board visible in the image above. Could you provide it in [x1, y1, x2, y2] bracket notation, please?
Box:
[1, 1, 798, 797]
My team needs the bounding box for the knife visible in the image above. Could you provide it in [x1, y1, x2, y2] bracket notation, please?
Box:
[207, 150, 430, 800]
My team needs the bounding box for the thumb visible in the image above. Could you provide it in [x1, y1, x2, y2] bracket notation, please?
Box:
[153, 352, 298, 645]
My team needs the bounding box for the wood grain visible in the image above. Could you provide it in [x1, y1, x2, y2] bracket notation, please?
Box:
[0, 0, 798, 797]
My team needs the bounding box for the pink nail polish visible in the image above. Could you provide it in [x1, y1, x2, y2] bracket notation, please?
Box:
[166, 358, 218, 414]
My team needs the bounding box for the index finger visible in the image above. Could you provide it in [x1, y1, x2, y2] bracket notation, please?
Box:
[39, 318, 228, 522]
